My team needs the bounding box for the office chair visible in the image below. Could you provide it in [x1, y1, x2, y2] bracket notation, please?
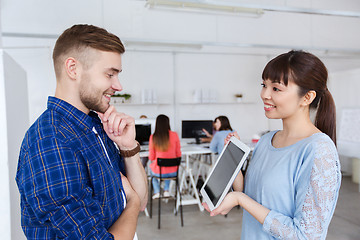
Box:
[149, 157, 183, 229]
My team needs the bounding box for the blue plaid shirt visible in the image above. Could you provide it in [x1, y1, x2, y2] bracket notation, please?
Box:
[16, 96, 127, 239]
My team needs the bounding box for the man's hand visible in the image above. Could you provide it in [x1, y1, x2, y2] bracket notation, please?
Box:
[98, 106, 148, 211]
[108, 173, 140, 240]
[97, 106, 136, 150]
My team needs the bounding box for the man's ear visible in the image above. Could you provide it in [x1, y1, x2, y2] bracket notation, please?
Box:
[64, 57, 77, 80]
[301, 90, 316, 106]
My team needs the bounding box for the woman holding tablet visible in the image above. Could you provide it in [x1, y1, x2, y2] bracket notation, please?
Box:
[203, 50, 341, 239]
[149, 114, 182, 199]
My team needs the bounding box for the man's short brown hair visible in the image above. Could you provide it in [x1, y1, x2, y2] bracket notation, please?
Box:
[53, 24, 125, 78]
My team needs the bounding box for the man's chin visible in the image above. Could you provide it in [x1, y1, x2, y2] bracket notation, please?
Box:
[90, 103, 110, 114]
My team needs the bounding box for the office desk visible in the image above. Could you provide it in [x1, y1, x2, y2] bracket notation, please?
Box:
[139, 144, 213, 211]
[178, 145, 213, 211]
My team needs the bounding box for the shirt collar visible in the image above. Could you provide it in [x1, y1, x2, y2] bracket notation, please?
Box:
[47, 96, 100, 131]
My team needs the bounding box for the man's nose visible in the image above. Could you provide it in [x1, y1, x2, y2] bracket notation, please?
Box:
[112, 78, 122, 92]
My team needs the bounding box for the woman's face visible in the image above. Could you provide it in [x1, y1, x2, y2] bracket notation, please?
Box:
[260, 79, 304, 120]
[214, 119, 221, 131]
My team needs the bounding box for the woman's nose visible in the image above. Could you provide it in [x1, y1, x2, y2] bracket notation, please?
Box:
[260, 87, 271, 100]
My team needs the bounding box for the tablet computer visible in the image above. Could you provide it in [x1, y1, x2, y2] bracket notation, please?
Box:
[200, 136, 251, 211]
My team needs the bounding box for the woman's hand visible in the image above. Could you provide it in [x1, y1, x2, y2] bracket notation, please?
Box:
[202, 191, 242, 216]
[202, 128, 212, 138]
[225, 131, 240, 145]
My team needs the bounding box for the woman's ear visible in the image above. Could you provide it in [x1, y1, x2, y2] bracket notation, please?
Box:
[64, 57, 77, 80]
[302, 90, 316, 106]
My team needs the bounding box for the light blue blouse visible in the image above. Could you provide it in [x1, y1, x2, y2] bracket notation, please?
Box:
[241, 131, 341, 240]
[210, 130, 233, 154]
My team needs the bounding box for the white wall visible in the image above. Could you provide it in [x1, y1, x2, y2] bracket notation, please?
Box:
[1, 1, 360, 238]
[329, 68, 360, 174]
[1, 1, 359, 138]
[2, 47, 55, 123]
[113, 51, 272, 140]
[330, 68, 360, 109]
[174, 52, 268, 139]
[102, 0, 360, 49]
[1, 0, 104, 34]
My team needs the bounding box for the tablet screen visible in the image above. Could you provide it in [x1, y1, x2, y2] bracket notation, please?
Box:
[203, 141, 245, 206]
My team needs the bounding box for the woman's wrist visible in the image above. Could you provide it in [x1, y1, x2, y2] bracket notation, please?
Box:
[236, 192, 246, 206]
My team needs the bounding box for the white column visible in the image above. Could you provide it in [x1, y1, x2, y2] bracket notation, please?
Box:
[0, 57, 11, 240]
[0, 50, 29, 239]
[0, 7, 11, 237]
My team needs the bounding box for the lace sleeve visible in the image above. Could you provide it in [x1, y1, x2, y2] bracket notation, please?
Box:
[263, 138, 341, 240]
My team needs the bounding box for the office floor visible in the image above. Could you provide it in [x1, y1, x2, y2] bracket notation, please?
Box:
[137, 176, 360, 240]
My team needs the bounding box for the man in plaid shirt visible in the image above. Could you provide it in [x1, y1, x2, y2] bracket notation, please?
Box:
[16, 24, 148, 239]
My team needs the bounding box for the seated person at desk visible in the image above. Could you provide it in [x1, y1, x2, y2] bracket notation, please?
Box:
[149, 114, 182, 199]
[209, 116, 234, 154]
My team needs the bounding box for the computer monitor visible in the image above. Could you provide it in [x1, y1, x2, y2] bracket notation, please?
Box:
[135, 124, 152, 145]
[181, 120, 213, 143]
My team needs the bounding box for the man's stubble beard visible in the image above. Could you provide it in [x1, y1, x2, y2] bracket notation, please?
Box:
[79, 74, 109, 114]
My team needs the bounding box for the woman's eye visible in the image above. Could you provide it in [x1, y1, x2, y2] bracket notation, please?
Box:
[273, 87, 280, 91]
[261, 83, 266, 88]
[108, 74, 114, 78]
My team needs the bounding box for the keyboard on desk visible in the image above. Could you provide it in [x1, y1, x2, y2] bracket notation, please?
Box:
[140, 145, 149, 152]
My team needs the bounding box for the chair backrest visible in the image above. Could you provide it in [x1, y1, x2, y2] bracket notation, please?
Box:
[157, 157, 182, 167]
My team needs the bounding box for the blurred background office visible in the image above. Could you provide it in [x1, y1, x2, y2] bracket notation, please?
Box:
[1, 0, 360, 239]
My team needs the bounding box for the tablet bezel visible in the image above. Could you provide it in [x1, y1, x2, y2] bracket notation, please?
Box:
[200, 136, 251, 211]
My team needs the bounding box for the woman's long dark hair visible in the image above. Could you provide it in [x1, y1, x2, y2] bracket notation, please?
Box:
[153, 114, 171, 151]
[262, 50, 336, 145]
[216, 116, 233, 131]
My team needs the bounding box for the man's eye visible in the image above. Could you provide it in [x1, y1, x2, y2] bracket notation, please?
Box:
[108, 74, 114, 78]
